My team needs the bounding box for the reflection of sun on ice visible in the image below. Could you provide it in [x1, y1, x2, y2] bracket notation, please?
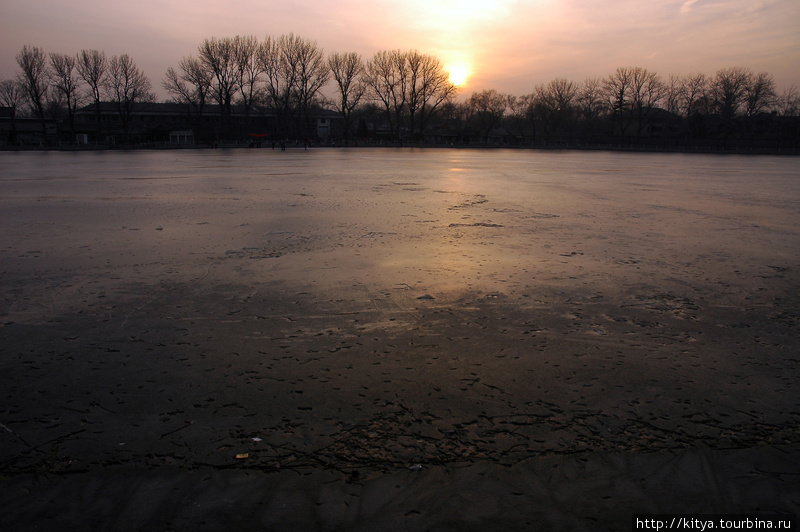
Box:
[447, 65, 470, 87]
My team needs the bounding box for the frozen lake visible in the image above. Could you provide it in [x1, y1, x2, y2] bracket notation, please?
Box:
[3, 148, 798, 304]
[1, 148, 799, 528]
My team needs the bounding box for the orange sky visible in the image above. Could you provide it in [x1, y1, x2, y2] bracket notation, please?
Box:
[2, 0, 798, 99]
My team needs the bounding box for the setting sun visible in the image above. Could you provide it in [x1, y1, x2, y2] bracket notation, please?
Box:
[447, 64, 470, 87]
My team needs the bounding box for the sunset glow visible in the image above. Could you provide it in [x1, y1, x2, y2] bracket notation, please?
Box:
[416, 0, 516, 24]
[447, 64, 470, 87]
[0, 0, 798, 97]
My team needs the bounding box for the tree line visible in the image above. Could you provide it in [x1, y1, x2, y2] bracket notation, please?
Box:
[4, 46, 155, 140]
[161, 35, 457, 142]
[452, 67, 798, 149]
[3, 36, 799, 148]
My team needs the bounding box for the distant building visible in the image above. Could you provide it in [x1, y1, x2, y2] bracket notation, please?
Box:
[72, 102, 343, 144]
[0, 106, 59, 146]
[169, 130, 195, 145]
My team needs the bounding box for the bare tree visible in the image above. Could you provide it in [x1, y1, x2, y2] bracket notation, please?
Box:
[328, 51, 366, 144]
[259, 34, 297, 139]
[665, 75, 682, 116]
[467, 89, 508, 143]
[283, 34, 329, 140]
[744, 71, 777, 116]
[105, 54, 154, 140]
[602, 66, 663, 139]
[15, 45, 50, 141]
[506, 93, 541, 144]
[440, 100, 474, 145]
[710, 66, 751, 121]
[708, 66, 754, 145]
[49, 52, 84, 136]
[233, 35, 264, 117]
[163, 66, 190, 102]
[546, 78, 579, 110]
[663, 73, 708, 139]
[577, 77, 604, 141]
[506, 94, 527, 144]
[198, 37, 240, 126]
[602, 66, 634, 136]
[777, 85, 799, 116]
[163, 55, 212, 118]
[0, 79, 25, 143]
[678, 73, 708, 117]
[628, 67, 664, 140]
[405, 50, 457, 141]
[535, 78, 579, 142]
[365, 50, 408, 142]
[0, 78, 21, 107]
[0, 79, 25, 111]
[76, 49, 108, 139]
[577, 77, 604, 120]
[603, 67, 632, 115]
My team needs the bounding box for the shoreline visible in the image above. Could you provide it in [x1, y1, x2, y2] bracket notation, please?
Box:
[2, 142, 798, 156]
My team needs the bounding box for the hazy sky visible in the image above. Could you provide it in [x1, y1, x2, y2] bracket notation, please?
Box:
[2, 0, 798, 99]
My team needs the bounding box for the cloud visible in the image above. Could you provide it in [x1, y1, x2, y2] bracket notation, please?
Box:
[680, 0, 701, 15]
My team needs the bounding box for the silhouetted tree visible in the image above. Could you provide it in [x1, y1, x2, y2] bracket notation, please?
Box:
[709, 66, 752, 144]
[739, 71, 778, 145]
[506, 94, 528, 144]
[49, 52, 84, 137]
[777, 85, 800, 147]
[535, 78, 579, 142]
[711, 67, 750, 121]
[468, 89, 508, 143]
[777, 85, 799, 116]
[198, 37, 240, 129]
[363, 49, 455, 143]
[628, 67, 664, 140]
[105, 54, 154, 140]
[677, 73, 709, 118]
[602, 66, 634, 137]
[577, 78, 604, 141]
[440, 100, 474, 144]
[521, 93, 541, 144]
[284, 34, 329, 139]
[602, 66, 663, 140]
[405, 50, 457, 141]
[233, 35, 264, 118]
[665, 75, 682, 116]
[5, 38, 797, 150]
[76, 49, 108, 140]
[328, 51, 366, 144]
[0, 79, 24, 111]
[0, 79, 24, 143]
[744, 71, 777, 117]
[163, 55, 212, 119]
[260, 34, 298, 138]
[15, 45, 50, 141]
[365, 50, 408, 142]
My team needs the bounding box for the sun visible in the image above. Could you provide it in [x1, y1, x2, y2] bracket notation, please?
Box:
[447, 64, 470, 87]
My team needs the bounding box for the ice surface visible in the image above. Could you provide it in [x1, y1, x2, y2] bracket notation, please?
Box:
[1, 148, 799, 528]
